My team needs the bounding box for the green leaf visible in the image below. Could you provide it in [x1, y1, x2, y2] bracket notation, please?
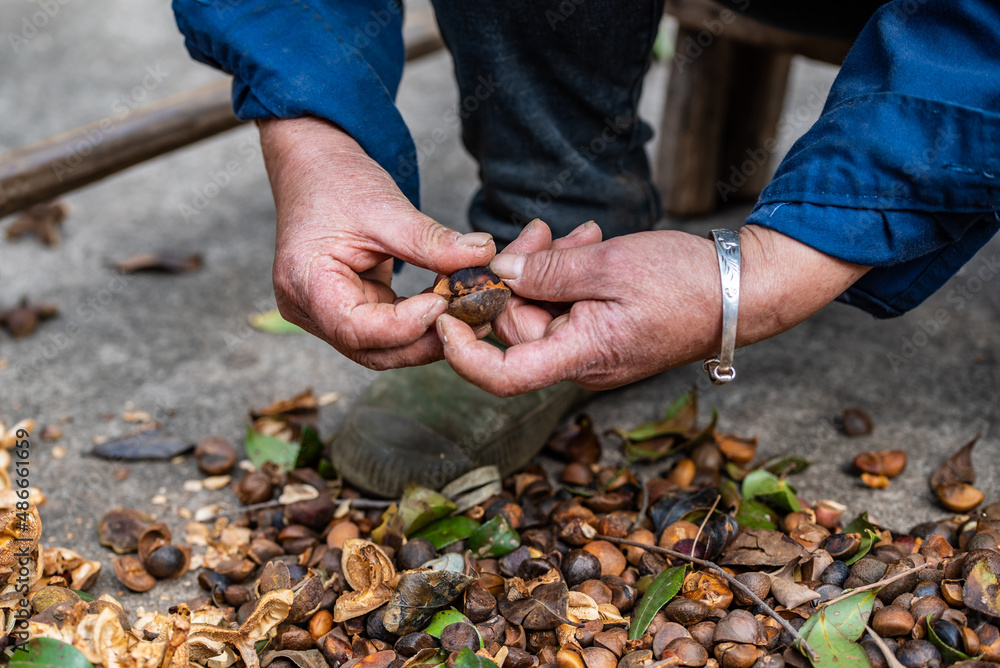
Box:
[622, 388, 698, 442]
[244, 423, 299, 472]
[9, 638, 94, 668]
[71, 589, 95, 602]
[741, 470, 801, 513]
[735, 498, 778, 530]
[796, 592, 875, 667]
[842, 513, 882, 566]
[411, 516, 481, 550]
[467, 515, 520, 558]
[628, 565, 686, 640]
[425, 609, 472, 636]
[760, 454, 812, 476]
[801, 611, 872, 668]
[925, 614, 981, 663]
[424, 610, 483, 648]
[317, 458, 338, 479]
[248, 309, 305, 334]
[372, 484, 458, 544]
[295, 425, 325, 469]
[452, 647, 498, 668]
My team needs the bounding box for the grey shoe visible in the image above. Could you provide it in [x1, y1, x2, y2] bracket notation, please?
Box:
[330, 360, 592, 497]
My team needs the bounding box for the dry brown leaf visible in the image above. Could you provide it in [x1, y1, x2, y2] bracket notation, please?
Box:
[930, 434, 979, 490]
[720, 528, 807, 567]
[5, 200, 68, 246]
[253, 389, 318, 418]
[113, 250, 203, 274]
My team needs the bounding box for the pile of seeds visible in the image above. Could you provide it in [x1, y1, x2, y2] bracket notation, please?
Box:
[12, 395, 1000, 668]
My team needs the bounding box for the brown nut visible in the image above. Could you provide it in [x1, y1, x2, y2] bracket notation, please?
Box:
[582, 541, 626, 577]
[236, 470, 274, 505]
[433, 267, 511, 326]
[194, 436, 237, 475]
[870, 605, 914, 637]
[145, 545, 189, 579]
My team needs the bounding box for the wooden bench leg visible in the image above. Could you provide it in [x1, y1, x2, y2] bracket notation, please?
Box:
[656, 27, 734, 218]
[718, 43, 792, 204]
[655, 32, 792, 217]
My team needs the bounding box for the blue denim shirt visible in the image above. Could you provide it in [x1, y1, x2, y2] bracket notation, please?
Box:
[173, 0, 1000, 318]
[745, 0, 1000, 317]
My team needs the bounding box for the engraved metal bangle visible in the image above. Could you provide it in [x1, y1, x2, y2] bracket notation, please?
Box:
[703, 228, 740, 385]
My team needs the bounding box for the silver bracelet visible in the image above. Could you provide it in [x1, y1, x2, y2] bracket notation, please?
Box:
[703, 229, 740, 385]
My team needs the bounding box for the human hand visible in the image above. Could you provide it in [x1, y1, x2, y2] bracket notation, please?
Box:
[260, 117, 496, 369]
[436, 221, 870, 395]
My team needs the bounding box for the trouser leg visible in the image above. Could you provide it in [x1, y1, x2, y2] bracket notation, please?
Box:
[430, 0, 665, 246]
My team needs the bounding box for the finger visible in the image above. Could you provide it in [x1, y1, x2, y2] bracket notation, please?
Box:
[369, 210, 496, 276]
[503, 219, 553, 255]
[359, 258, 394, 287]
[353, 328, 445, 369]
[492, 300, 555, 345]
[551, 220, 603, 250]
[489, 242, 617, 302]
[437, 313, 587, 396]
[307, 255, 448, 350]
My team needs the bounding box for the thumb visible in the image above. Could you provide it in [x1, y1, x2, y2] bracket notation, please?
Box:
[489, 243, 617, 302]
[371, 210, 496, 275]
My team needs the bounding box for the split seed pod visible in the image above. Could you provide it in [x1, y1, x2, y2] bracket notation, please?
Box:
[434, 267, 511, 326]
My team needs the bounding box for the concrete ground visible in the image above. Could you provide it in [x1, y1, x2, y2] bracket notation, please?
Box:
[1, 0, 998, 613]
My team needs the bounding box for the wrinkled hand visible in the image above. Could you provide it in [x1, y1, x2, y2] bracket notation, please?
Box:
[260, 117, 495, 369]
[436, 221, 870, 395]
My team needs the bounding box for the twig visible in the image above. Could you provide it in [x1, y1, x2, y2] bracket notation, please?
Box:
[201, 496, 396, 521]
[690, 495, 721, 559]
[820, 563, 928, 607]
[597, 535, 818, 661]
[864, 625, 907, 668]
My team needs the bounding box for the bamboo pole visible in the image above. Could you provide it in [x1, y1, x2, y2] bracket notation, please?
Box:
[0, 12, 443, 219]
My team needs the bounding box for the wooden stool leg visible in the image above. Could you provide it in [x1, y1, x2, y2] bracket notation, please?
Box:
[656, 27, 734, 218]
[718, 43, 792, 203]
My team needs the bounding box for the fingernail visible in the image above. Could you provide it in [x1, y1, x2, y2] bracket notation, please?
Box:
[491, 253, 526, 280]
[422, 297, 447, 327]
[435, 317, 448, 344]
[473, 323, 492, 337]
[569, 221, 594, 237]
[456, 232, 493, 247]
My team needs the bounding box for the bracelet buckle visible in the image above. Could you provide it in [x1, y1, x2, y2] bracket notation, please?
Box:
[703, 229, 740, 385]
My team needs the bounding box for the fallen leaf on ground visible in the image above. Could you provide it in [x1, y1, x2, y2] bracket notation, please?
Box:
[5, 200, 68, 246]
[112, 250, 203, 274]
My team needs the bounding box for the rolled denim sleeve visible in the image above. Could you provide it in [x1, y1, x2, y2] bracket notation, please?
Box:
[746, 0, 1000, 318]
[172, 0, 420, 207]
